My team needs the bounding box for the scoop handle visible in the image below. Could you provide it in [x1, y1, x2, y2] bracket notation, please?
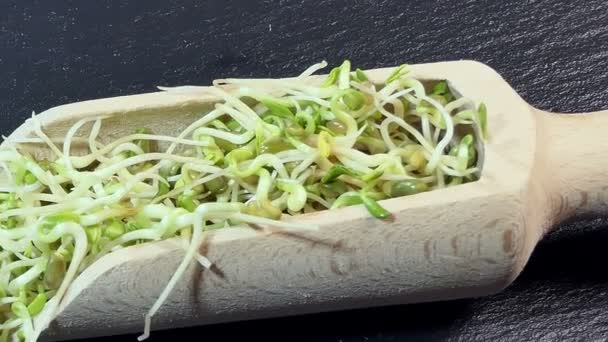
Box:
[539, 109, 608, 222]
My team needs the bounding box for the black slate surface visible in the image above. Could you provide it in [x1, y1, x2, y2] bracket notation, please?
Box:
[1, 1, 608, 341]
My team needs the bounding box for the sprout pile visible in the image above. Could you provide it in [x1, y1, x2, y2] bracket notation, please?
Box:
[0, 60, 487, 342]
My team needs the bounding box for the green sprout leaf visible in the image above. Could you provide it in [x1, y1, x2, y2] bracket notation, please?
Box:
[478, 102, 488, 138]
[353, 68, 369, 82]
[385, 64, 409, 84]
[360, 193, 392, 220]
[321, 164, 361, 183]
[338, 60, 351, 90]
[322, 67, 341, 87]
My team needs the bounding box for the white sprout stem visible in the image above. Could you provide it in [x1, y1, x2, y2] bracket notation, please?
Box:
[214, 104, 256, 130]
[444, 97, 472, 113]
[193, 127, 254, 145]
[256, 169, 272, 202]
[290, 153, 318, 180]
[31, 222, 88, 341]
[335, 155, 373, 174]
[0, 297, 18, 305]
[88, 118, 104, 156]
[288, 95, 332, 108]
[297, 60, 328, 78]
[334, 146, 393, 166]
[0, 183, 42, 194]
[0, 319, 23, 332]
[420, 114, 433, 144]
[69, 131, 214, 168]
[378, 111, 434, 153]
[436, 168, 445, 188]
[422, 96, 455, 172]
[95, 153, 219, 180]
[306, 193, 331, 208]
[235, 154, 290, 179]
[138, 203, 242, 341]
[153, 170, 229, 204]
[63, 117, 100, 172]
[379, 88, 415, 106]
[433, 125, 441, 145]
[0, 160, 14, 183]
[0, 237, 26, 254]
[7, 259, 46, 294]
[230, 178, 240, 203]
[29, 113, 64, 159]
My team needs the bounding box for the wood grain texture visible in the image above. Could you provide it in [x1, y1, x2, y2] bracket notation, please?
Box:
[1, 0, 607, 341]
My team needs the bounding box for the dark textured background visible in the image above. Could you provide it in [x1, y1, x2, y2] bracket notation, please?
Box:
[1, 1, 608, 341]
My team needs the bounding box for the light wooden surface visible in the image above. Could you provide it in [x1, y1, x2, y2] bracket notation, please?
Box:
[1, 61, 606, 341]
[537, 110, 608, 220]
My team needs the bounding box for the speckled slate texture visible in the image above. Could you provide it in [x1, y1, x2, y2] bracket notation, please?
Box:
[1, 1, 607, 341]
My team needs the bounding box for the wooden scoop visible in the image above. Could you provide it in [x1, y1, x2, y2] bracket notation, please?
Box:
[2, 60, 607, 341]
